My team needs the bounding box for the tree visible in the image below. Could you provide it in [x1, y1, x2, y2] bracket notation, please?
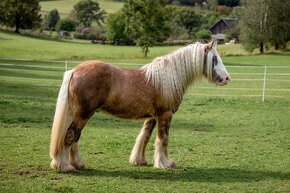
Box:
[170, 6, 203, 36]
[217, 0, 239, 7]
[240, 0, 269, 53]
[123, 0, 170, 57]
[73, 0, 106, 27]
[105, 11, 133, 45]
[266, 0, 290, 50]
[240, 0, 290, 53]
[45, 9, 60, 31]
[0, 0, 42, 33]
[164, 5, 204, 40]
[165, 0, 206, 6]
[56, 19, 77, 33]
[196, 29, 211, 40]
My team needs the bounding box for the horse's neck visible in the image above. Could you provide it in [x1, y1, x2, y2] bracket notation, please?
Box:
[142, 43, 204, 110]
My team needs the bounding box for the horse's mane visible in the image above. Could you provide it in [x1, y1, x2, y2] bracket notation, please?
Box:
[141, 42, 206, 109]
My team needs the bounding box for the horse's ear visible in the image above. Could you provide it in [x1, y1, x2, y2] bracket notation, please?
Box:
[205, 40, 215, 50]
[213, 39, 217, 48]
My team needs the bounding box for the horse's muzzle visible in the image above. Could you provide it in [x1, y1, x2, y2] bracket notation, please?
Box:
[216, 75, 230, 86]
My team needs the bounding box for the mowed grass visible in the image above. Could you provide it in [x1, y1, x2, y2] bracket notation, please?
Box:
[0, 31, 290, 192]
[1, 83, 290, 192]
[40, 0, 123, 16]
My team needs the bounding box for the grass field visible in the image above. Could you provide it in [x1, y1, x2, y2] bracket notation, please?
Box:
[0, 31, 290, 192]
[40, 0, 123, 17]
[1, 30, 290, 64]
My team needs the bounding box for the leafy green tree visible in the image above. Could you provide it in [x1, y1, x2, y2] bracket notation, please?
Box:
[266, 0, 290, 49]
[56, 19, 77, 33]
[73, 0, 106, 27]
[105, 11, 132, 44]
[240, 0, 290, 53]
[167, 6, 203, 37]
[123, 0, 170, 57]
[0, 0, 42, 33]
[196, 29, 211, 40]
[164, 5, 205, 40]
[217, 0, 239, 6]
[45, 9, 60, 31]
[165, 0, 206, 6]
[240, 0, 268, 53]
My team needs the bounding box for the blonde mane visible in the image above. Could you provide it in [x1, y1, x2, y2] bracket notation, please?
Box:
[142, 43, 206, 109]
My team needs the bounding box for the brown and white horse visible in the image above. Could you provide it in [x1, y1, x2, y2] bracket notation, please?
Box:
[50, 40, 230, 172]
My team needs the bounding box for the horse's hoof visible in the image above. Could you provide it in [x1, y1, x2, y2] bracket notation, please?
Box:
[169, 161, 176, 168]
[51, 160, 76, 173]
[135, 161, 148, 166]
[154, 159, 176, 169]
[60, 165, 76, 173]
[71, 161, 85, 170]
[129, 159, 148, 166]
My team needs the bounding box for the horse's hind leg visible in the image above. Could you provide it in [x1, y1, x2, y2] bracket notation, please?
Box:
[70, 142, 85, 170]
[63, 118, 88, 171]
[130, 118, 156, 166]
[154, 111, 176, 169]
[51, 145, 75, 173]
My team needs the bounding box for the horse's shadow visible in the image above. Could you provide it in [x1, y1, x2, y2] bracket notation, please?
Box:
[72, 166, 290, 183]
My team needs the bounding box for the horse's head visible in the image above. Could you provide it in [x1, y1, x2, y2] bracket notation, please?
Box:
[204, 40, 230, 86]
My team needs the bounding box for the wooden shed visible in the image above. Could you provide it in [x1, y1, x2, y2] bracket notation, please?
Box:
[209, 18, 238, 43]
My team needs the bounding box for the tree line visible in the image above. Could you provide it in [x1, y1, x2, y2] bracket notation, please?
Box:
[240, 0, 290, 53]
[0, 0, 289, 55]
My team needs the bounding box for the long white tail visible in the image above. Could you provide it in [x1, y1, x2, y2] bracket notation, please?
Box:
[50, 70, 74, 159]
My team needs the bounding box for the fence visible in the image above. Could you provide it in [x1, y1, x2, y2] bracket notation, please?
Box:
[191, 65, 290, 101]
[0, 58, 289, 101]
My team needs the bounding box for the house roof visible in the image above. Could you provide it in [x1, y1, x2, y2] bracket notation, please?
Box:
[209, 18, 238, 32]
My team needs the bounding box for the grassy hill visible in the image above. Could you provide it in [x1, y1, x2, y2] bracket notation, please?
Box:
[1, 30, 290, 66]
[40, 0, 123, 17]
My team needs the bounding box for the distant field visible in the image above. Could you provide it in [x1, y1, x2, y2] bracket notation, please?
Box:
[1, 30, 290, 192]
[40, 0, 123, 17]
[0, 30, 289, 65]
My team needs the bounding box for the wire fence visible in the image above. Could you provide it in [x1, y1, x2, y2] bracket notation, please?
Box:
[0, 58, 289, 102]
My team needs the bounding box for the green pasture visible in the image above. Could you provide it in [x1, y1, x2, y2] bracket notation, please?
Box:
[1, 30, 290, 65]
[40, 0, 123, 17]
[0, 31, 290, 192]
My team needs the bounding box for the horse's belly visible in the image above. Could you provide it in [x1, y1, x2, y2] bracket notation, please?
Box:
[99, 101, 155, 119]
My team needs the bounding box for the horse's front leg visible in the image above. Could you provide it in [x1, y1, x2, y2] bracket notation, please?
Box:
[130, 118, 156, 166]
[154, 111, 176, 169]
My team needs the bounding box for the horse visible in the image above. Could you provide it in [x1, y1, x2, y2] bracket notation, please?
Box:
[50, 40, 230, 172]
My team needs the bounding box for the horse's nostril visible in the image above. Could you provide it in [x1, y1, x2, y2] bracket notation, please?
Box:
[219, 78, 223, 82]
[226, 76, 230, 81]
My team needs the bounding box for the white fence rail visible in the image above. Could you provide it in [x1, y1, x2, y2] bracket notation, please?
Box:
[0, 58, 290, 101]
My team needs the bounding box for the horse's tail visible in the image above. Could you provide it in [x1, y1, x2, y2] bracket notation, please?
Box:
[50, 70, 74, 159]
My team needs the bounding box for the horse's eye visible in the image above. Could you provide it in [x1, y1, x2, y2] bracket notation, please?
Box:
[212, 55, 218, 68]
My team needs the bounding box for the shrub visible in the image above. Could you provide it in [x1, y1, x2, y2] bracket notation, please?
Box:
[105, 11, 133, 45]
[74, 26, 106, 41]
[55, 19, 77, 32]
[196, 29, 211, 40]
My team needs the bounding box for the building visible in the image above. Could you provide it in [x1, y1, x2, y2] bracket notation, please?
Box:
[209, 18, 239, 43]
